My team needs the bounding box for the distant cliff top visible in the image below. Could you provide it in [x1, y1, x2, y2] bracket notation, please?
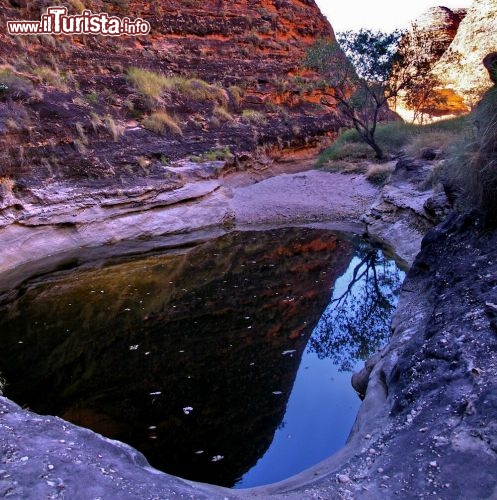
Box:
[432, 0, 497, 107]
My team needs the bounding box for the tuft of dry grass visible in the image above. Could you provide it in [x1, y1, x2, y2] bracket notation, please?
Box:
[0, 66, 36, 100]
[440, 87, 497, 223]
[32, 66, 70, 92]
[241, 109, 267, 125]
[142, 111, 182, 136]
[403, 130, 458, 158]
[104, 115, 125, 141]
[213, 105, 234, 122]
[366, 163, 395, 186]
[127, 68, 227, 106]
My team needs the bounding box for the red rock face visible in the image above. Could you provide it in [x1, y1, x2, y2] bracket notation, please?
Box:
[0, 0, 339, 184]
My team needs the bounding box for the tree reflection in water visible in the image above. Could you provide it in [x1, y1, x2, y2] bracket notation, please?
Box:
[309, 241, 405, 371]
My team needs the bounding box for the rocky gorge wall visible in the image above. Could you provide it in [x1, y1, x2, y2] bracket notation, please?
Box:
[0, 0, 339, 186]
[432, 0, 497, 110]
[1, 1, 497, 498]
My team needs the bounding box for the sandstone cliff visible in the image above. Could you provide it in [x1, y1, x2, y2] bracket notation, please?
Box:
[432, 0, 497, 110]
[0, 0, 338, 185]
[391, 6, 467, 121]
[394, 0, 497, 121]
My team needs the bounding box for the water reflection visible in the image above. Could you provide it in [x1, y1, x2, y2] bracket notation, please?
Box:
[0, 229, 404, 488]
[0, 228, 354, 487]
[309, 241, 405, 372]
[235, 239, 405, 487]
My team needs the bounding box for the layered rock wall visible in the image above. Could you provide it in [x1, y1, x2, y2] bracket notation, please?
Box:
[0, 0, 339, 184]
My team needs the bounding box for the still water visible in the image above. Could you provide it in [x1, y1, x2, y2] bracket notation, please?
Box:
[0, 228, 405, 488]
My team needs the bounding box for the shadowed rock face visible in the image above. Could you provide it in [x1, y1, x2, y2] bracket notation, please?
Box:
[396, 0, 497, 119]
[0, 227, 353, 487]
[413, 6, 466, 58]
[483, 52, 497, 84]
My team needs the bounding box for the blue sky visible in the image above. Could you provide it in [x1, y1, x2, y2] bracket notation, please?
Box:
[315, 0, 472, 32]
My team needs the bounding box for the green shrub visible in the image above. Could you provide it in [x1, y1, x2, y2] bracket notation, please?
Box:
[86, 91, 99, 104]
[190, 146, 233, 163]
[318, 117, 468, 166]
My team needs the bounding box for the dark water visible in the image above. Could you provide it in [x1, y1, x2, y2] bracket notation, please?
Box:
[0, 228, 404, 488]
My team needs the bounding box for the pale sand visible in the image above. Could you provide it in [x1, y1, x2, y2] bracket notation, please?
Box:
[228, 169, 379, 226]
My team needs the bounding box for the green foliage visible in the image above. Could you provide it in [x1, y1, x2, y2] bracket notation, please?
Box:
[338, 30, 402, 84]
[305, 29, 442, 159]
[85, 91, 99, 104]
[318, 118, 467, 165]
[190, 146, 233, 163]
